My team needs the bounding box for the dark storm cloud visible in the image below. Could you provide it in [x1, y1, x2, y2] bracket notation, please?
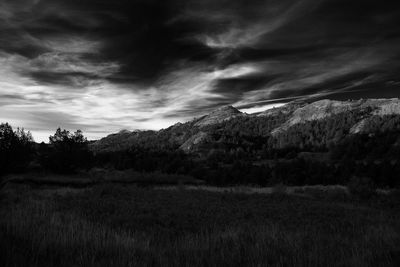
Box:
[0, 0, 221, 85]
[214, 75, 279, 93]
[3, 0, 400, 88]
[108, 0, 391, 113]
[1, 0, 400, 140]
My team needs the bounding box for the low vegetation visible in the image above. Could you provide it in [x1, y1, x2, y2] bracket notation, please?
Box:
[1, 184, 399, 266]
[2, 100, 400, 267]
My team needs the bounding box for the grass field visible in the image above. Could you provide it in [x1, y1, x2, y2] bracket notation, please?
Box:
[1, 184, 400, 267]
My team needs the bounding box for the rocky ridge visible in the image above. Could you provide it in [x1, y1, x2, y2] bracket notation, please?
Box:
[271, 98, 400, 135]
[194, 106, 244, 127]
[91, 98, 400, 153]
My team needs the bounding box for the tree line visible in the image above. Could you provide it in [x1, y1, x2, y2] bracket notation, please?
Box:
[1, 119, 399, 188]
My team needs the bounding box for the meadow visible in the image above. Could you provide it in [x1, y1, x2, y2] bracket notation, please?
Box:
[1, 183, 400, 267]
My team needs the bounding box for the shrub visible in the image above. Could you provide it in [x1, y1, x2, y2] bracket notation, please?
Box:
[39, 128, 93, 173]
[0, 123, 34, 175]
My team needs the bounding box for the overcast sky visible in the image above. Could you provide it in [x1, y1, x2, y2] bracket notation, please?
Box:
[1, 0, 400, 142]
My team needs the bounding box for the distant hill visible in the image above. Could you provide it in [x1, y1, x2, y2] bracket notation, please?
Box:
[4, 98, 400, 187]
[90, 98, 400, 154]
[194, 105, 244, 127]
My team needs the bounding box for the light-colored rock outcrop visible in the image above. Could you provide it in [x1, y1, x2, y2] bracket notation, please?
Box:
[272, 98, 400, 135]
[194, 106, 243, 127]
[271, 100, 355, 135]
[90, 98, 400, 153]
[370, 98, 400, 115]
[349, 119, 369, 134]
[179, 131, 210, 152]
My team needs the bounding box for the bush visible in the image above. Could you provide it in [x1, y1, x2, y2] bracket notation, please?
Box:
[39, 128, 93, 173]
[0, 123, 34, 175]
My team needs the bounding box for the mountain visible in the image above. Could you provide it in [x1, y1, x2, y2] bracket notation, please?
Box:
[90, 98, 400, 154]
[87, 98, 400, 187]
[272, 98, 400, 135]
[194, 105, 244, 127]
[90, 105, 243, 153]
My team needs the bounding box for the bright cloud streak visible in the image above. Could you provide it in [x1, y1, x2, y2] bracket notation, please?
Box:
[239, 103, 286, 114]
[1, 0, 400, 142]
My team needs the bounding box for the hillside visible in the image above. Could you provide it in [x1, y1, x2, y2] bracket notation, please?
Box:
[194, 105, 244, 127]
[90, 98, 400, 154]
[4, 98, 400, 187]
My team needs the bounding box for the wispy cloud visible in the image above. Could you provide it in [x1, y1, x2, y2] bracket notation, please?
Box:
[1, 0, 400, 141]
[196, 0, 324, 49]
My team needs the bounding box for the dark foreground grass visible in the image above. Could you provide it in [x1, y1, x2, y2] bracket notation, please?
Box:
[1, 184, 400, 267]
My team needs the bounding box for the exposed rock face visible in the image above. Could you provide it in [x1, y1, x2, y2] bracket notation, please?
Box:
[179, 131, 210, 152]
[369, 98, 400, 115]
[271, 98, 400, 135]
[90, 98, 400, 153]
[350, 119, 369, 134]
[272, 100, 355, 135]
[194, 106, 243, 127]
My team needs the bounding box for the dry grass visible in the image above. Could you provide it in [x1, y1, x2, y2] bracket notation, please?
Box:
[1, 184, 400, 267]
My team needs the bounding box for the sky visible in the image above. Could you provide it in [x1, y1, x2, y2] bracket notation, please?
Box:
[1, 0, 400, 142]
